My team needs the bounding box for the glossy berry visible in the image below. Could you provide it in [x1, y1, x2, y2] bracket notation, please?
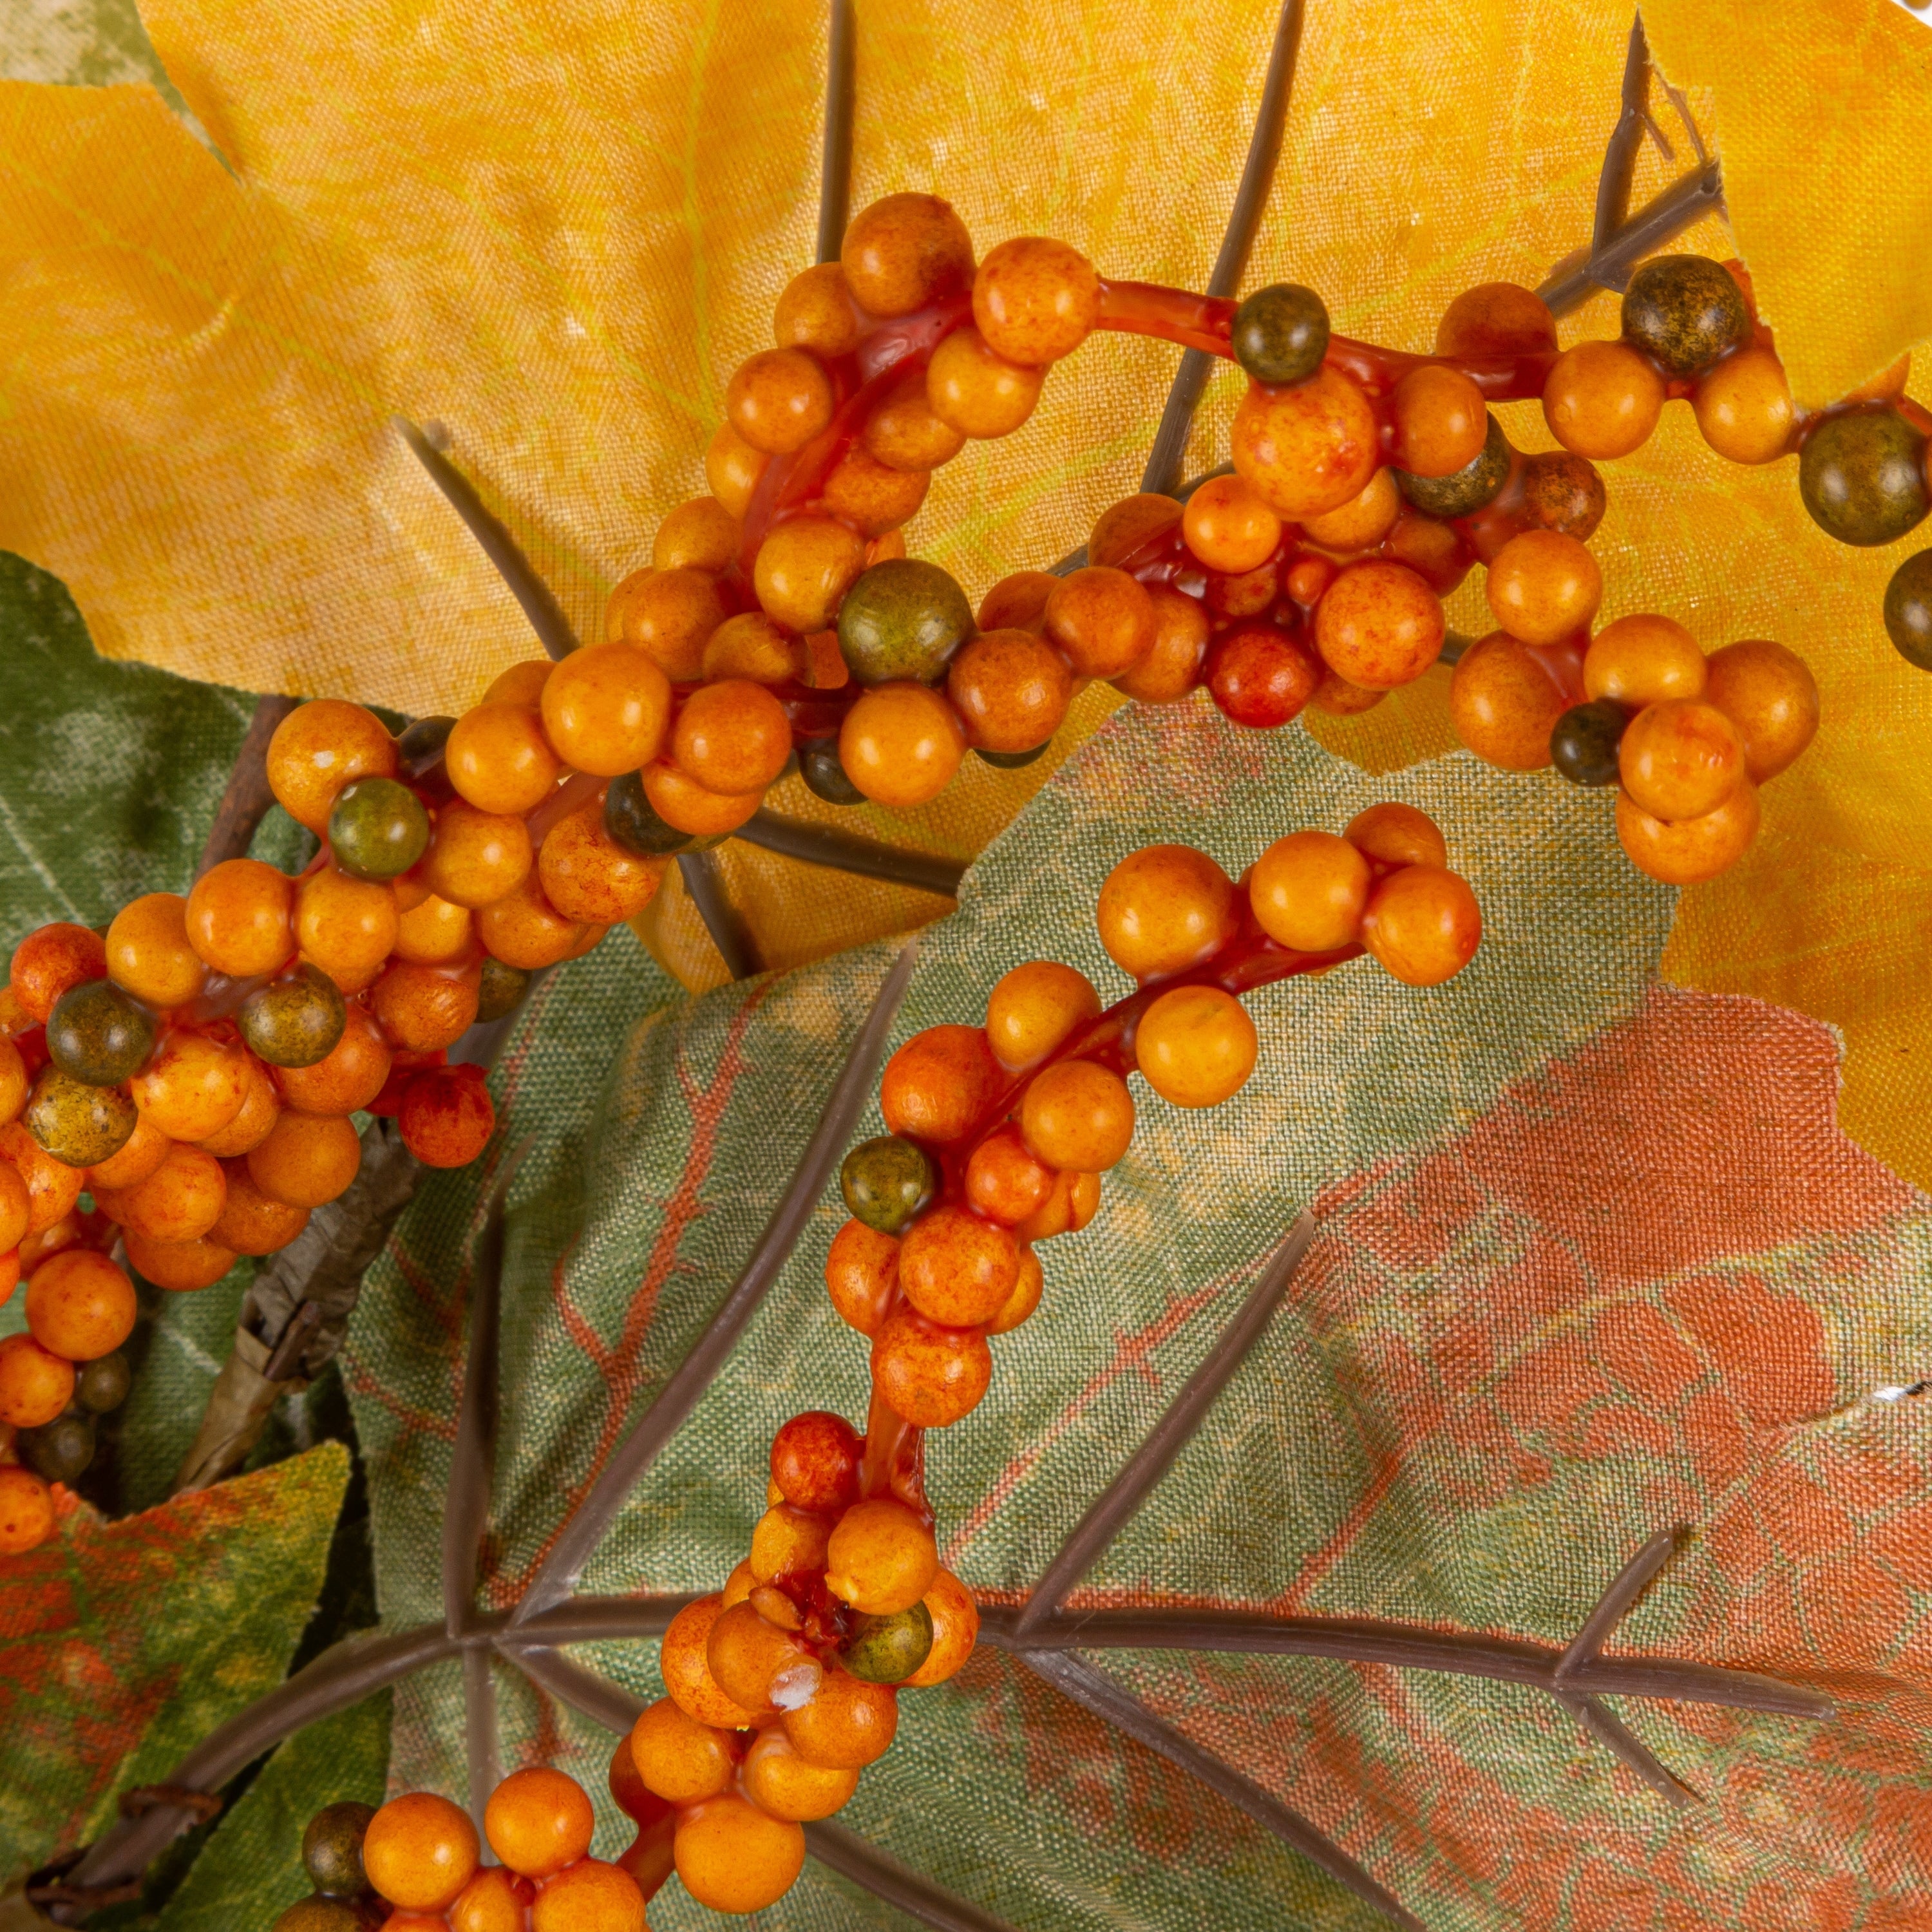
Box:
[328, 778, 431, 881]
[106, 891, 205, 1009]
[269, 1899, 372, 1932]
[484, 1766, 595, 1880]
[0, 1332, 75, 1428]
[1097, 844, 1238, 978]
[10, 922, 108, 1025]
[840, 1134, 936, 1234]
[303, 1801, 377, 1897]
[0, 1466, 55, 1554]
[1519, 450, 1607, 540]
[240, 965, 348, 1069]
[906, 1570, 980, 1687]
[47, 979, 154, 1087]
[741, 1728, 859, 1824]
[880, 1025, 999, 1143]
[27, 1248, 137, 1359]
[18, 1410, 95, 1484]
[898, 1203, 1021, 1325]
[770, 1410, 862, 1513]
[799, 737, 867, 805]
[824, 1220, 899, 1336]
[474, 956, 529, 1024]
[1616, 781, 1760, 884]
[1206, 622, 1321, 728]
[1450, 632, 1570, 772]
[603, 768, 692, 857]
[1799, 410, 1929, 547]
[362, 1792, 479, 1913]
[1542, 340, 1665, 460]
[275, 1003, 390, 1113]
[399, 1066, 495, 1168]
[25, 1068, 137, 1168]
[1230, 366, 1378, 518]
[1396, 412, 1510, 518]
[871, 1303, 992, 1426]
[1360, 866, 1483, 986]
[1703, 640, 1819, 782]
[1229, 282, 1329, 385]
[838, 558, 975, 686]
[1619, 699, 1745, 821]
[1620, 255, 1750, 377]
[629, 1697, 738, 1804]
[1883, 548, 1932, 669]
[1133, 985, 1257, 1108]
[1584, 614, 1706, 708]
[1315, 560, 1445, 687]
[1549, 699, 1629, 786]
[674, 1795, 806, 1916]
[842, 1602, 934, 1684]
[75, 1350, 131, 1413]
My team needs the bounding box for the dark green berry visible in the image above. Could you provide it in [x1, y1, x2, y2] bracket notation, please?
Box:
[328, 777, 430, 881]
[1799, 409, 1930, 547]
[1884, 548, 1932, 670]
[24, 1068, 136, 1167]
[800, 738, 866, 806]
[395, 715, 456, 774]
[1549, 699, 1629, 787]
[837, 559, 974, 686]
[1396, 413, 1510, 518]
[840, 1135, 936, 1235]
[474, 956, 531, 1024]
[975, 743, 1048, 769]
[18, 1412, 95, 1485]
[1620, 255, 1750, 377]
[605, 770, 693, 856]
[1519, 450, 1607, 540]
[302, 1801, 377, 1898]
[1229, 283, 1329, 386]
[240, 964, 347, 1069]
[271, 1899, 380, 1932]
[842, 1602, 934, 1685]
[75, 1352, 131, 1414]
[47, 978, 154, 1086]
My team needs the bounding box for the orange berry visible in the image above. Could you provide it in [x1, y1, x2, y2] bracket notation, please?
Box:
[27, 1247, 137, 1359]
[1134, 984, 1258, 1108]
[476, 873, 585, 971]
[963, 1124, 1055, 1226]
[0, 1466, 55, 1553]
[1616, 779, 1761, 883]
[9, 923, 107, 1025]
[539, 641, 672, 777]
[1181, 474, 1283, 575]
[820, 445, 931, 537]
[1360, 867, 1482, 986]
[1310, 666, 1387, 715]
[1703, 639, 1819, 782]
[705, 422, 770, 521]
[674, 679, 792, 795]
[841, 192, 974, 317]
[1097, 844, 1237, 978]
[1619, 699, 1746, 821]
[754, 516, 867, 634]
[393, 892, 475, 967]
[1434, 282, 1558, 356]
[606, 565, 732, 681]
[84, 1109, 171, 1190]
[1314, 560, 1445, 688]
[838, 683, 965, 805]
[1542, 340, 1665, 459]
[984, 961, 1101, 1074]
[484, 661, 554, 708]
[972, 235, 1099, 365]
[825, 1497, 938, 1613]
[1045, 566, 1157, 679]
[1089, 492, 1184, 569]
[741, 1726, 858, 1822]
[266, 701, 397, 835]
[723, 1558, 757, 1607]
[529, 1859, 644, 1932]
[726, 347, 835, 456]
[701, 612, 808, 685]
[538, 804, 665, 925]
[449, 1866, 534, 1932]
[398, 1066, 495, 1169]
[824, 1220, 898, 1336]
[0, 1036, 27, 1130]
[276, 1003, 390, 1114]
[129, 1030, 247, 1142]
[880, 1025, 999, 1142]
[1249, 831, 1371, 953]
[1449, 632, 1571, 771]
[211, 1162, 310, 1254]
[653, 495, 741, 574]
[483, 1766, 594, 1880]
[1583, 614, 1707, 708]
[661, 1594, 764, 1729]
[1300, 466, 1403, 553]
[1485, 529, 1602, 646]
[927, 327, 1044, 439]
[247, 1110, 361, 1209]
[364, 1792, 480, 1913]
[185, 859, 295, 977]
[447, 705, 559, 818]
[985, 1245, 1044, 1334]
[95, 1142, 226, 1243]
[707, 1599, 819, 1713]
[1231, 365, 1379, 518]
[296, 869, 399, 995]
[0, 1332, 75, 1426]
[907, 1570, 981, 1687]
[872, 1305, 991, 1426]
[773, 261, 863, 357]
[862, 375, 968, 473]
[194, 1052, 279, 1155]
[1112, 587, 1209, 704]
[0, 1122, 86, 1233]
[674, 1794, 805, 1915]
[0, 1161, 31, 1253]
[1692, 347, 1795, 464]
[123, 1229, 238, 1291]
[424, 802, 533, 911]
[371, 960, 480, 1054]
[898, 1204, 1020, 1326]
[782, 1669, 898, 1770]
[1021, 1059, 1135, 1171]
[750, 1502, 834, 1584]
[1390, 363, 1487, 477]
[639, 760, 763, 838]
[947, 628, 1072, 753]
[106, 893, 205, 1009]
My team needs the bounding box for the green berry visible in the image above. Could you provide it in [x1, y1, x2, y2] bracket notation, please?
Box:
[842, 1602, 934, 1684]
[800, 738, 866, 806]
[1549, 699, 1628, 787]
[271, 1899, 379, 1932]
[46, 978, 154, 1086]
[1396, 413, 1510, 518]
[605, 770, 693, 856]
[24, 1067, 136, 1167]
[18, 1412, 95, 1485]
[75, 1352, 131, 1414]
[1799, 409, 1930, 547]
[474, 956, 531, 1025]
[240, 965, 348, 1069]
[1883, 548, 1932, 670]
[303, 1801, 377, 1898]
[1229, 283, 1329, 386]
[974, 743, 1048, 769]
[1620, 255, 1750, 377]
[837, 559, 974, 686]
[328, 777, 430, 881]
[840, 1135, 937, 1235]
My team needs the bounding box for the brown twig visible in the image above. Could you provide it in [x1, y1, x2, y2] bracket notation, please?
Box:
[196, 694, 299, 878]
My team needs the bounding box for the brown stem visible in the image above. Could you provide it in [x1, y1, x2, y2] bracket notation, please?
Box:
[196, 694, 299, 877]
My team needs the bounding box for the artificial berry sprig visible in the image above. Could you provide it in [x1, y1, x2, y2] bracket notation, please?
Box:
[608, 802, 1480, 1917]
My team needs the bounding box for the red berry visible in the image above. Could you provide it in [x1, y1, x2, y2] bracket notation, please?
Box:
[770, 1411, 863, 1513]
[398, 1065, 495, 1168]
[1206, 622, 1320, 728]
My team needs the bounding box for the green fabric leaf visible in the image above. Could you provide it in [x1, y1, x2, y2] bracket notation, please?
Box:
[0, 1444, 348, 1889]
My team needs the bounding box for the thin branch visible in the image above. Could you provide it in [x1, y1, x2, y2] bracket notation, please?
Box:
[504, 1643, 643, 1737]
[394, 417, 578, 661]
[815, 0, 857, 266]
[1539, 156, 1724, 315]
[1591, 15, 1651, 254]
[1012, 1215, 1316, 1634]
[497, 1595, 694, 1646]
[1557, 1526, 1681, 1678]
[736, 809, 966, 898]
[1556, 1690, 1696, 1808]
[1141, 0, 1305, 497]
[509, 940, 920, 1622]
[1018, 1650, 1424, 1932]
[462, 1649, 503, 1846]
[198, 694, 301, 876]
[677, 848, 760, 981]
[804, 1822, 1028, 1932]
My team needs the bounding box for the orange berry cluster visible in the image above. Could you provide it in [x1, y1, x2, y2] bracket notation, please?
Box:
[602, 806, 1479, 1919]
[278, 1770, 660, 1932]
